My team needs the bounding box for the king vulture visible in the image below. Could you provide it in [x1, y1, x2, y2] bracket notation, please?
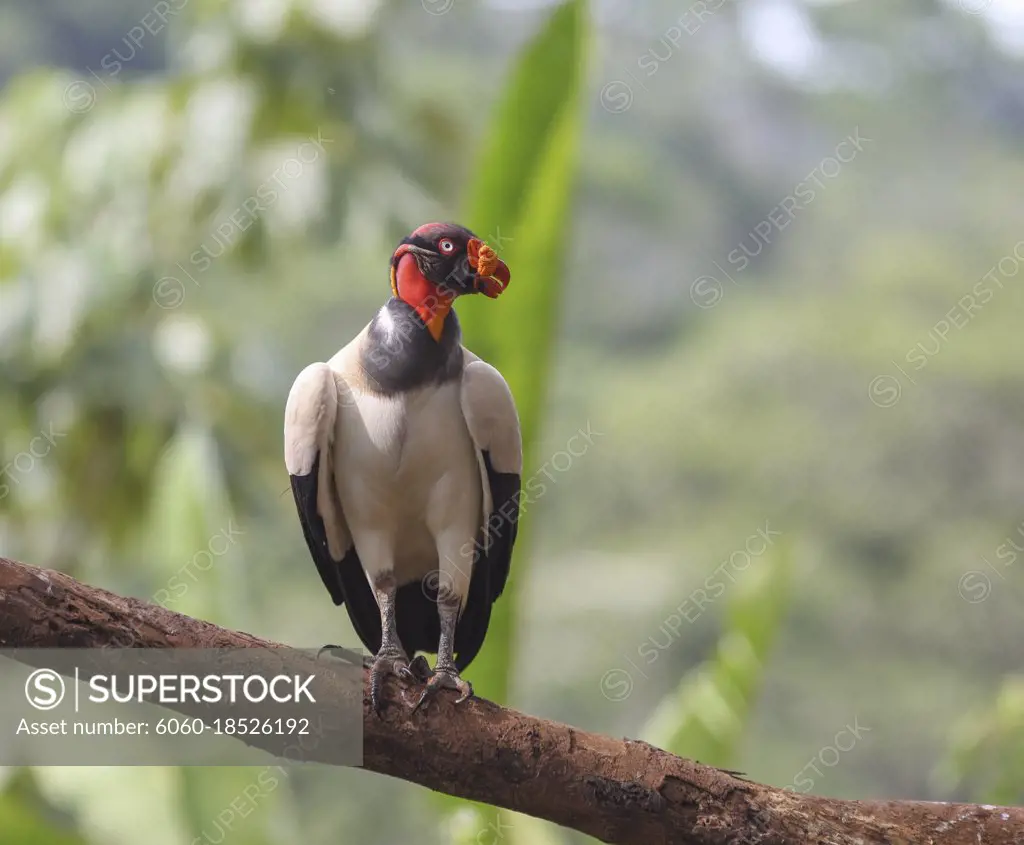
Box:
[284, 222, 521, 713]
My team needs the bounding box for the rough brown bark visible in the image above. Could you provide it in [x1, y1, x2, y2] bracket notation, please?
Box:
[0, 555, 1019, 845]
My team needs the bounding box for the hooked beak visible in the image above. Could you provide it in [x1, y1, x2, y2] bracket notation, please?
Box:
[467, 238, 511, 299]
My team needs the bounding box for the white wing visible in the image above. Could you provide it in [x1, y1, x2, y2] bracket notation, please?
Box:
[460, 358, 522, 588]
[284, 362, 352, 598]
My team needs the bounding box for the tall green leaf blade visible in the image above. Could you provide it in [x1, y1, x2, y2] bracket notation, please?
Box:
[461, 0, 588, 268]
[457, 0, 587, 709]
[642, 539, 794, 768]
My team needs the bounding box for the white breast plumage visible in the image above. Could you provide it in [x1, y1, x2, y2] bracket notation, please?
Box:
[333, 380, 482, 589]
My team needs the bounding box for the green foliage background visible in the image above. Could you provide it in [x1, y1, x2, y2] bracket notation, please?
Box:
[1, 0, 1023, 842]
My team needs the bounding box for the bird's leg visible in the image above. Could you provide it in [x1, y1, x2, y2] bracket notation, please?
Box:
[369, 572, 414, 715]
[412, 594, 473, 713]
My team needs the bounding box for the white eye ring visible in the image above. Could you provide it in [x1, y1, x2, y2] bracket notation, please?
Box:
[439, 239, 455, 254]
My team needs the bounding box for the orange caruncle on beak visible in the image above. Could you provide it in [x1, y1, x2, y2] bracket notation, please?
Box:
[467, 238, 511, 299]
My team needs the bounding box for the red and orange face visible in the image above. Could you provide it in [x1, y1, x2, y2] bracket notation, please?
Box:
[390, 222, 511, 303]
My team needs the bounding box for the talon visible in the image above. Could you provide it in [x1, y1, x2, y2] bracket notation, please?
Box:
[410, 688, 431, 715]
[316, 643, 343, 661]
[454, 683, 474, 705]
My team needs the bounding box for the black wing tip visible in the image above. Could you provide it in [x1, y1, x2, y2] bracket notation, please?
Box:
[481, 455, 521, 602]
[452, 456, 521, 671]
[289, 467, 347, 607]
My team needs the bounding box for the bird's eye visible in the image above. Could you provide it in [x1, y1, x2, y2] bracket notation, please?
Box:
[439, 239, 456, 254]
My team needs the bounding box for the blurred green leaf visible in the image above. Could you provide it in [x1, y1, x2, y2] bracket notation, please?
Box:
[934, 676, 1024, 806]
[30, 767, 188, 845]
[0, 784, 87, 845]
[503, 811, 574, 845]
[176, 766, 287, 845]
[642, 539, 794, 768]
[447, 807, 570, 845]
[142, 423, 242, 622]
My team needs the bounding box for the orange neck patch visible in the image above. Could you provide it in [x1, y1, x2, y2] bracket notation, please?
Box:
[392, 254, 453, 342]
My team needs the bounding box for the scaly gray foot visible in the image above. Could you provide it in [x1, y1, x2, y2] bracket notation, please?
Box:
[411, 666, 473, 714]
[370, 647, 414, 716]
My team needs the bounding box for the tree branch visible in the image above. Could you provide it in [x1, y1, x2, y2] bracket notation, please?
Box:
[0, 556, 1018, 845]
